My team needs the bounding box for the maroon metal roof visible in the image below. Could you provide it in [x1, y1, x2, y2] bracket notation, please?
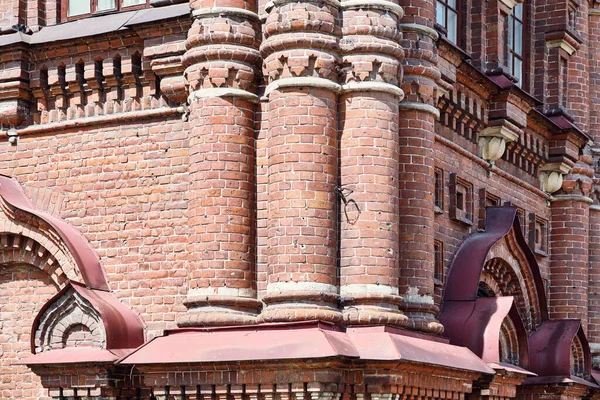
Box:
[119, 322, 493, 375]
[18, 348, 121, 365]
[120, 321, 359, 364]
[0, 175, 109, 291]
[528, 320, 591, 377]
[442, 206, 548, 319]
[522, 375, 599, 388]
[440, 297, 518, 363]
[347, 326, 495, 374]
[439, 206, 598, 383]
[31, 281, 145, 353]
[487, 362, 536, 376]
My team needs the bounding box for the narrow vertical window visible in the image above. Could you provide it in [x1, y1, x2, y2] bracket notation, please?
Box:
[434, 240, 444, 283]
[508, 3, 524, 85]
[436, 0, 459, 44]
[434, 168, 444, 212]
[561, 57, 568, 108]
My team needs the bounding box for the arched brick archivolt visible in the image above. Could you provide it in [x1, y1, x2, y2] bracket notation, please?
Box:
[0, 233, 72, 289]
[484, 235, 543, 330]
[481, 258, 531, 328]
[34, 285, 106, 353]
[500, 315, 521, 365]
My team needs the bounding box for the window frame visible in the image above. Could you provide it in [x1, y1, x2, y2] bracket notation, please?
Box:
[507, 2, 525, 86]
[61, 0, 150, 21]
[436, 0, 460, 45]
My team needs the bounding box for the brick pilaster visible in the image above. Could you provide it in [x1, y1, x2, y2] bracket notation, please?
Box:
[178, 0, 261, 326]
[338, 0, 408, 326]
[260, 0, 342, 323]
[396, 1, 444, 334]
[549, 160, 594, 332]
[590, 10, 600, 144]
[589, 197, 600, 365]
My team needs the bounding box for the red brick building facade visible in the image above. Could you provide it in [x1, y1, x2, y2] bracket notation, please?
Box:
[0, 0, 598, 398]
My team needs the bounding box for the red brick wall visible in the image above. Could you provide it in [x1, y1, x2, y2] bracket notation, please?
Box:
[0, 118, 190, 338]
[0, 265, 57, 400]
[1, 0, 600, 396]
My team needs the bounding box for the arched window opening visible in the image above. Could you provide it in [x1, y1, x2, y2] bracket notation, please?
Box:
[499, 317, 520, 366]
[571, 335, 586, 378]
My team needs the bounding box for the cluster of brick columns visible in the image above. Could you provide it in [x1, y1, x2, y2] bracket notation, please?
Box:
[179, 0, 443, 332]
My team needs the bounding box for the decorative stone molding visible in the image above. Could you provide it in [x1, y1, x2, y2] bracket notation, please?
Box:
[398, 23, 439, 40]
[540, 162, 572, 193]
[499, 0, 518, 9]
[546, 38, 578, 55]
[550, 194, 594, 204]
[341, 0, 404, 17]
[545, 31, 582, 56]
[397, 102, 441, 118]
[341, 82, 405, 98]
[264, 78, 405, 98]
[191, 7, 260, 19]
[188, 88, 260, 103]
[478, 124, 519, 163]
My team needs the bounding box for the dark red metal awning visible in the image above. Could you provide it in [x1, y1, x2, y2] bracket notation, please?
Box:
[120, 321, 359, 364]
[118, 322, 494, 375]
[19, 348, 128, 365]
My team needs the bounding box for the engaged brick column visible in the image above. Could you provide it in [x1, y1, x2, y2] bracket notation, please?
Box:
[396, 5, 444, 334]
[178, 0, 261, 326]
[338, 0, 408, 326]
[589, 195, 600, 365]
[260, 0, 342, 323]
[549, 161, 593, 333]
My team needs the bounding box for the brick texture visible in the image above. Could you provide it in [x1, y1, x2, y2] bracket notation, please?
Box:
[0, 0, 600, 397]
